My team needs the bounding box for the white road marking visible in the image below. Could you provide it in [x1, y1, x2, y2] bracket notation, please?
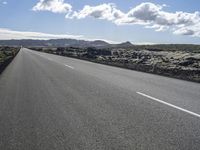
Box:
[27, 50, 75, 70]
[137, 92, 200, 118]
[47, 58, 53, 61]
[65, 64, 74, 69]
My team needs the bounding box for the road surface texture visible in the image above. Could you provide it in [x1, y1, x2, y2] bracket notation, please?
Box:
[0, 48, 200, 150]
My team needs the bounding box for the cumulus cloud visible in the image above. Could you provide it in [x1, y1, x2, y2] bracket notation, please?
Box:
[127, 2, 162, 22]
[65, 2, 200, 37]
[32, 0, 72, 14]
[115, 2, 200, 36]
[68, 3, 125, 21]
[0, 28, 82, 40]
[32, 1, 200, 37]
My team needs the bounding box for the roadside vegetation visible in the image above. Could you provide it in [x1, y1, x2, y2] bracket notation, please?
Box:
[30, 45, 200, 82]
[0, 47, 20, 73]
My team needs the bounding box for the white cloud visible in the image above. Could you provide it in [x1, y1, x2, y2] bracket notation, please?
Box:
[2, 1, 7, 5]
[65, 2, 200, 37]
[173, 28, 195, 35]
[127, 2, 162, 22]
[134, 42, 157, 45]
[31, 1, 200, 37]
[0, 28, 120, 43]
[32, 0, 72, 14]
[0, 28, 82, 40]
[116, 3, 199, 26]
[67, 3, 125, 21]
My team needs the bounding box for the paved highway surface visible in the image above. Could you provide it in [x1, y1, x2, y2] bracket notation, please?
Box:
[0, 48, 200, 150]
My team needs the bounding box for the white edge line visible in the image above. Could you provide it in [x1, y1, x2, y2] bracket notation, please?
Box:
[136, 92, 200, 118]
[65, 64, 74, 69]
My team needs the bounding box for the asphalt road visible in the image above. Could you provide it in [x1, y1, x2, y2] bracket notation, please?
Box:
[0, 48, 200, 150]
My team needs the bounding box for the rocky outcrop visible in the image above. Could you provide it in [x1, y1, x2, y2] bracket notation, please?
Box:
[31, 47, 200, 82]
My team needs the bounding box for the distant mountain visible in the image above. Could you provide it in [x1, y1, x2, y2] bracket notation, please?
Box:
[0, 39, 110, 48]
[111, 41, 133, 48]
[1, 39, 200, 53]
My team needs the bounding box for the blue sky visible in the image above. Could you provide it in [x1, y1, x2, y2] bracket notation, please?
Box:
[0, 0, 200, 44]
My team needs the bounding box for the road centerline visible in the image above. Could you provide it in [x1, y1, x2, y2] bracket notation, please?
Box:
[64, 64, 74, 69]
[136, 92, 200, 118]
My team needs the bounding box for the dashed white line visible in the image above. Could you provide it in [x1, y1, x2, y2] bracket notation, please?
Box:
[65, 64, 74, 69]
[136, 92, 200, 118]
[29, 50, 74, 69]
